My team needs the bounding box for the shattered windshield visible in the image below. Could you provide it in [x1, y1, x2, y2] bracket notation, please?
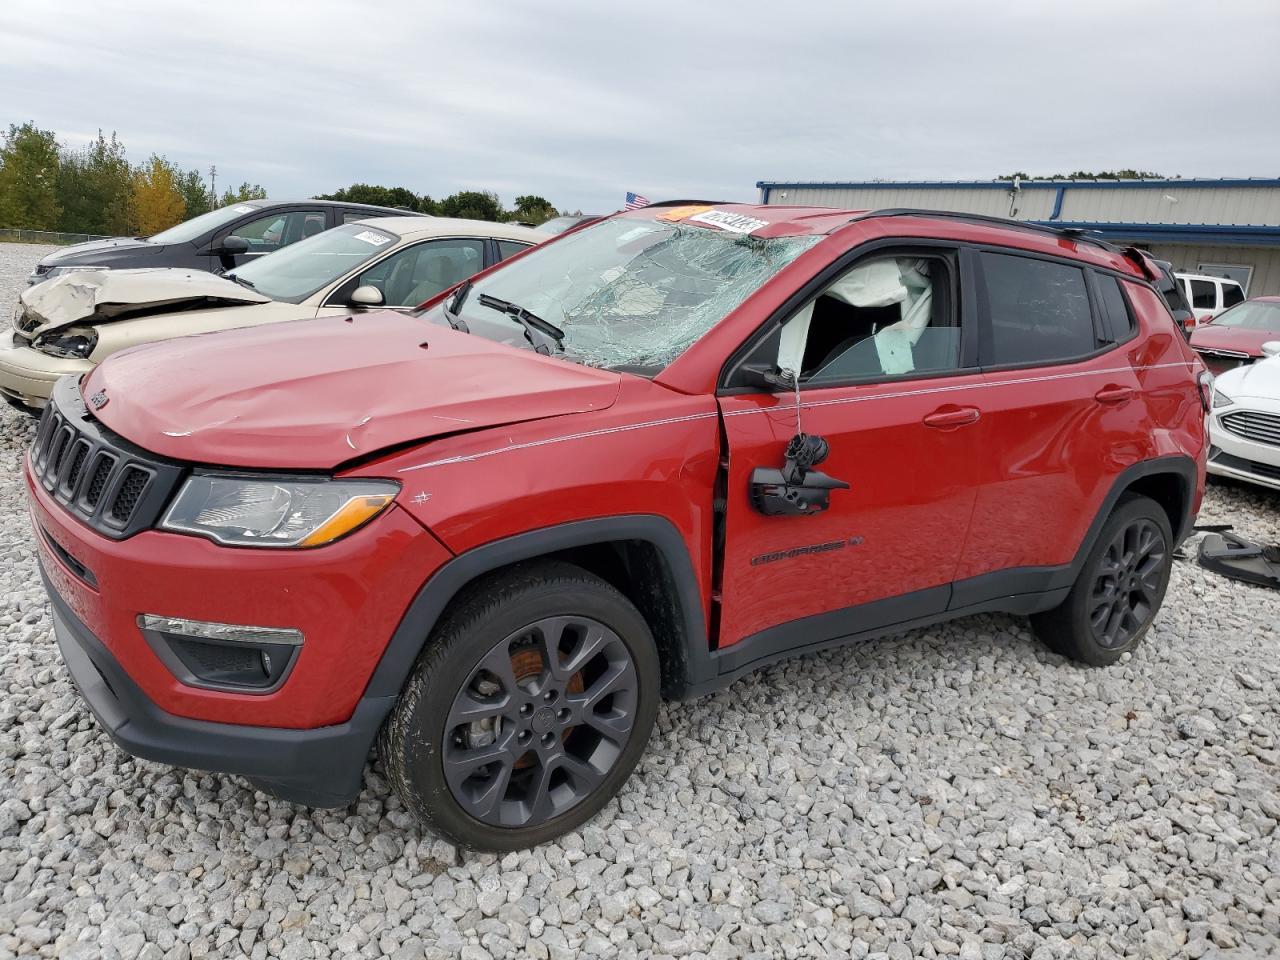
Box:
[433, 215, 819, 370]
[228, 223, 399, 302]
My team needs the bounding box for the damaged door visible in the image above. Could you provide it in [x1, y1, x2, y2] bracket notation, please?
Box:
[715, 246, 985, 651]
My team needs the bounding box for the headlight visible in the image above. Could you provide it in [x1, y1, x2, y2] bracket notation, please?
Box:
[1212, 388, 1233, 408]
[161, 475, 400, 548]
[35, 327, 98, 359]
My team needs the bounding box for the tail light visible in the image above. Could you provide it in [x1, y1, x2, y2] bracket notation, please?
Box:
[1197, 370, 1214, 414]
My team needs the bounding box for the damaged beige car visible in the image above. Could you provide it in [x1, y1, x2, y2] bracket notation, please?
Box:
[0, 216, 542, 411]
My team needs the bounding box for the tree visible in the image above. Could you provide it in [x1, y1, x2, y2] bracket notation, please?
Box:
[512, 194, 558, 225]
[998, 170, 1170, 181]
[315, 183, 438, 214]
[176, 167, 213, 220]
[220, 181, 268, 205]
[57, 130, 131, 236]
[438, 190, 504, 222]
[0, 122, 62, 230]
[130, 155, 186, 235]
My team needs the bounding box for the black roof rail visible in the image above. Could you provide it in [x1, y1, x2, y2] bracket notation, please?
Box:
[643, 199, 730, 208]
[849, 208, 1121, 252]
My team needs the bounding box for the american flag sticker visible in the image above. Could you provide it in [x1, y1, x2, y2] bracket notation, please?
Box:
[625, 192, 651, 210]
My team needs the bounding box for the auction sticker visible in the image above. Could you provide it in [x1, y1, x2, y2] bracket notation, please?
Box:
[688, 210, 768, 234]
[657, 204, 714, 222]
[353, 231, 393, 246]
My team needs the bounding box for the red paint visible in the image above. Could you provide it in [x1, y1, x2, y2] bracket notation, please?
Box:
[31, 203, 1206, 729]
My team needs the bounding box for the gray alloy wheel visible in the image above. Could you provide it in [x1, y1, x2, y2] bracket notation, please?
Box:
[441, 615, 640, 828]
[1087, 517, 1168, 650]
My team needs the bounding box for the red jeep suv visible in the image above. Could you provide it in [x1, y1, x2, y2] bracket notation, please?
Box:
[27, 204, 1207, 850]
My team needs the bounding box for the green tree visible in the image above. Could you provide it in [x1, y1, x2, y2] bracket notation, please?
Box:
[998, 170, 1170, 181]
[512, 194, 558, 225]
[316, 183, 438, 214]
[130, 155, 186, 235]
[438, 190, 504, 222]
[220, 181, 268, 205]
[0, 122, 62, 229]
[57, 131, 132, 235]
[176, 167, 213, 219]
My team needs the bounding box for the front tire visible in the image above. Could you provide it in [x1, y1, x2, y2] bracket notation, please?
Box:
[380, 561, 660, 851]
[1031, 494, 1173, 666]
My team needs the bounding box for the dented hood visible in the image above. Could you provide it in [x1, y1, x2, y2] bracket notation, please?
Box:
[18, 268, 269, 336]
[84, 310, 622, 469]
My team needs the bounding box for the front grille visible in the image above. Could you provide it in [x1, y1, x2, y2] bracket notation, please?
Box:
[30, 377, 184, 539]
[1221, 410, 1280, 448]
[1211, 450, 1280, 482]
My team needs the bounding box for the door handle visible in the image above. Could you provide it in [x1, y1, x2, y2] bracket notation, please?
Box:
[1094, 385, 1134, 405]
[922, 405, 981, 429]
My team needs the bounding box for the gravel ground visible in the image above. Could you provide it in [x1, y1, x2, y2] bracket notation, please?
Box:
[1, 239, 1278, 960]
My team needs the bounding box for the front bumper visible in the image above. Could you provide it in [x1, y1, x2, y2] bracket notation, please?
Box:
[0, 329, 93, 409]
[43, 561, 391, 806]
[1207, 400, 1280, 492]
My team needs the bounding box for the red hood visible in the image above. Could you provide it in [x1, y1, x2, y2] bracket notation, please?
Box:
[84, 311, 621, 469]
[1189, 323, 1276, 356]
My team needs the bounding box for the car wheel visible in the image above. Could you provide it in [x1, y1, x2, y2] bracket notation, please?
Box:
[1031, 494, 1173, 666]
[379, 561, 660, 851]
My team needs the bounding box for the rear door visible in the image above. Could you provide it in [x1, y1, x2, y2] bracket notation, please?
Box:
[715, 244, 986, 652]
[953, 249, 1141, 602]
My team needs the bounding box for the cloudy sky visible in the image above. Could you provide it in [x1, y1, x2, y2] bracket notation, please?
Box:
[2, 0, 1278, 213]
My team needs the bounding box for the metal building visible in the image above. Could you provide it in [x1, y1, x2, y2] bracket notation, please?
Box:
[755, 178, 1280, 296]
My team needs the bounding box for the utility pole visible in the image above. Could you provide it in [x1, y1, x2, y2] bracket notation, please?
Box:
[209, 165, 217, 203]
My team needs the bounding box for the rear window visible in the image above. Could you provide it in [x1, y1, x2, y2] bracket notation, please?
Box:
[1095, 274, 1135, 340]
[1190, 279, 1216, 310]
[981, 252, 1096, 365]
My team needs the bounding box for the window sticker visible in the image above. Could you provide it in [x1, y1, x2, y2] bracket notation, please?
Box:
[234, 205, 256, 213]
[688, 210, 769, 234]
[353, 231, 393, 246]
[656, 204, 714, 222]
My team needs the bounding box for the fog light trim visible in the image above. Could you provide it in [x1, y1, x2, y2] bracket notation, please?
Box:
[137, 614, 303, 646]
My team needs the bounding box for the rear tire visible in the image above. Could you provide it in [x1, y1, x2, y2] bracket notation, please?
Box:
[379, 561, 660, 851]
[1031, 494, 1173, 666]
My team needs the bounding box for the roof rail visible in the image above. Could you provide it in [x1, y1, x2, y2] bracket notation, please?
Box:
[643, 199, 730, 208]
[849, 208, 1121, 252]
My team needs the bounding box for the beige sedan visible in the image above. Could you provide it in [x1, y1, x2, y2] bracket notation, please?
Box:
[0, 216, 543, 411]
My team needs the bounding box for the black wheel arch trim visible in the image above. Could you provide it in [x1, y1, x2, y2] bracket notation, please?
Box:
[362, 515, 712, 701]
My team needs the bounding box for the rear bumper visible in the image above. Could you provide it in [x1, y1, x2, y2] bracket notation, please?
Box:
[44, 561, 391, 806]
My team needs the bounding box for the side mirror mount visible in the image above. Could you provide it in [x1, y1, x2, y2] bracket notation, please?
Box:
[216, 235, 250, 256]
[740, 361, 795, 392]
[1261, 341, 1280, 359]
[350, 285, 384, 307]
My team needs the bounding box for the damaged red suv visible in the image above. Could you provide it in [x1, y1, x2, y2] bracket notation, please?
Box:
[28, 203, 1206, 849]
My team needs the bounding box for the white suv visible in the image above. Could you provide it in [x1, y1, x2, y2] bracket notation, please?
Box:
[1176, 272, 1246, 325]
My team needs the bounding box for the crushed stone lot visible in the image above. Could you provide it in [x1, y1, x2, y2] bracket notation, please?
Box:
[0, 238, 1278, 960]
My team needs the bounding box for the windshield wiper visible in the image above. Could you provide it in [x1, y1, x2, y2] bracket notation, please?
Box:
[226, 273, 256, 290]
[440, 281, 471, 333]
[476, 294, 565, 355]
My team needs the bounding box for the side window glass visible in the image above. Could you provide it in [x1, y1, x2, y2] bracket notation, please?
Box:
[1222, 283, 1245, 308]
[496, 240, 531, 261]
[1190, 279, 1216, 310]
[1095, 274, 1135, 340]
[981, 252, 1095, 365]
[356, 239, 484, 307]
[230, 210, 325, 252]
[776, 254, 960, 385]
[344, 212, 372, 224]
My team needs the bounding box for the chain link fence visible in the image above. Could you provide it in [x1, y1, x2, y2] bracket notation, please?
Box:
[0, 228, 109, 245]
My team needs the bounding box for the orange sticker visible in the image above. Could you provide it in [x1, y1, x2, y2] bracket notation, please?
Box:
[656, 204, 714, 222]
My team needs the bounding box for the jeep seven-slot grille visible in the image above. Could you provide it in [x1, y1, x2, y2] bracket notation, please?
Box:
[1221, 410, 1280, 448]
[30, 379, 185, 540]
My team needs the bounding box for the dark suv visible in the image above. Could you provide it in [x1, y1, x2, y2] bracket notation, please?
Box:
[28, 203, 1207, 850]
[27, 199, 408, 285]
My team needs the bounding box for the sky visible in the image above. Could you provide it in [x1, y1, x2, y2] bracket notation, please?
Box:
[2, 0, 1279, 214]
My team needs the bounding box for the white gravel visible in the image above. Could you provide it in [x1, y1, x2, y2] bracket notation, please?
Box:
[1, 240, 1278, 960]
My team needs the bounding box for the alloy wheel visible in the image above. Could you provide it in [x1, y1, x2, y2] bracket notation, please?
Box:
[441, 615, 639, 828]
[1088, 518, 1167, 649]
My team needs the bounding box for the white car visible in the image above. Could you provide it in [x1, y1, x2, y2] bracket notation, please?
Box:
[1208, 341, 1280, 491]
[0, 216, 543, 411]
[1175, 272, 1247, 326]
